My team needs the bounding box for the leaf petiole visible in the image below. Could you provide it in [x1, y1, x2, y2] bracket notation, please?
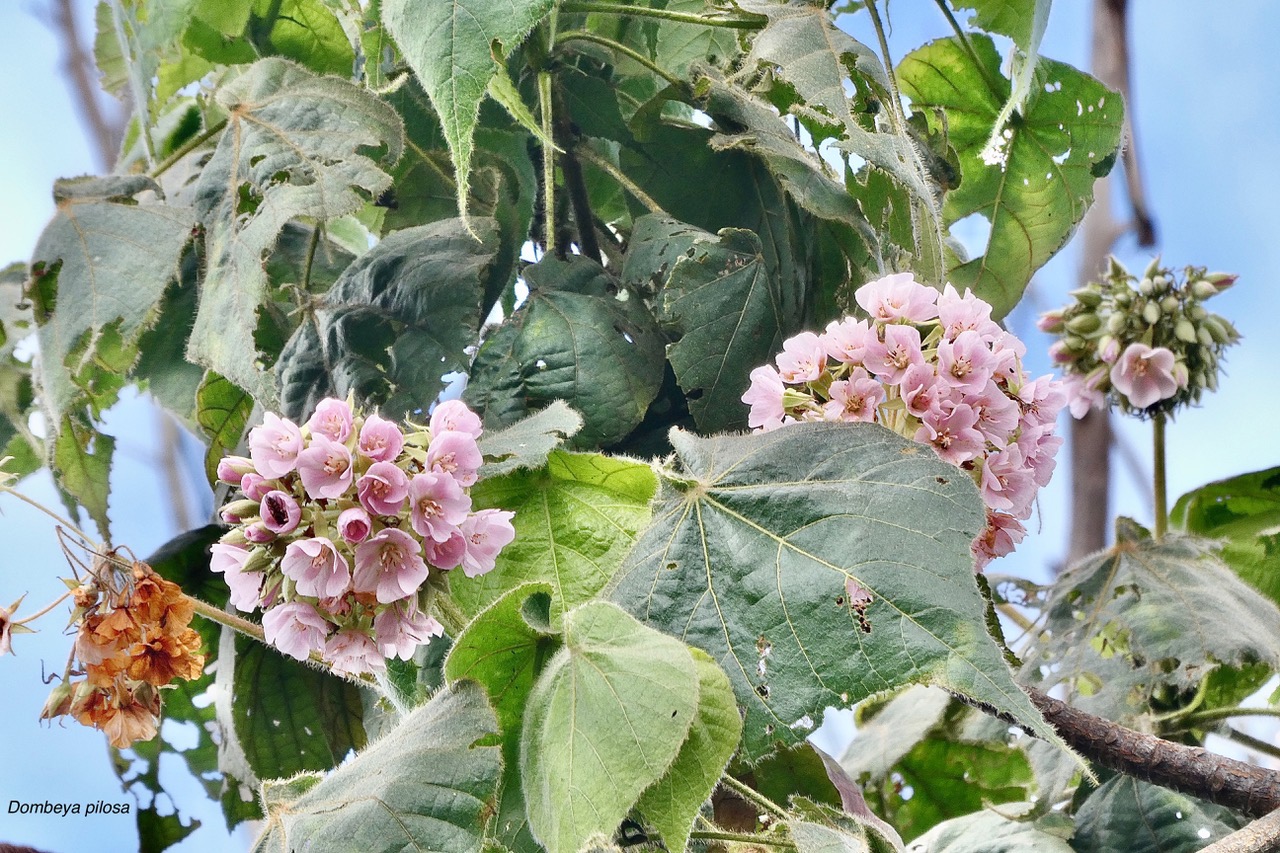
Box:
[559, 1, 764, 29]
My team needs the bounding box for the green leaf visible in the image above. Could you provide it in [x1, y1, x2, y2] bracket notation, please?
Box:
[521, 601, 699, 853]
[652, 0, 745, 77]
[1172, 467, 1280, 607]
[898, 35, 1123, 317]
[252, 681, 501, 853]
[189, 57, 403, 406]
[445, 584, 559, 853]
[477, 400, 585, 478]
[840, 685, 952, 779]
[382, 0, 555, 220]
[52, 415, 115, 541]
[788, 797, 903, 853]
[907, 807, 1073, 853]
[635, 648, 742, 853]
[608, 423, 1069, 762]
[132, 249, 205, 422]
[1023, 532, 1280, 722]
[30, 175, 195, 425]
[276, 218, 498, 422]
[454, 450, 657, 624]
[0, 264, 38, 474]
[954, 0, 1038, 48]
[197, 372, 254, 484]
[1072, 777, 1243, 853]
[248, 0, 354, 76]
[231, 635, 366, 781]
[623, 215, 785, 434]
[464, 255, 666, 448]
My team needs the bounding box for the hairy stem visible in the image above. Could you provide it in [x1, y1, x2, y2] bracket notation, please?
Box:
[1181, 707, 1280, 727]
[557, 30, 683, 88]
[721, 774, 789, 820]
[538, 71, 557, 256]
[688, 830, 796, 849]
[150, 119, 227, 179]
[188, 595, 266, 644]
[1153, 411, 1168, 539]
[559, 1, 763, 28]
[573, 143, 663, 213]
[14, 591, 72, 626]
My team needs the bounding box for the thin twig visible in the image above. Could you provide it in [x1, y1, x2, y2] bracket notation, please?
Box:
[573, 143, 663, 214]
[721, 774, 789, 820]
[559, 1, 763, 29]
[557, 30, 684, 89]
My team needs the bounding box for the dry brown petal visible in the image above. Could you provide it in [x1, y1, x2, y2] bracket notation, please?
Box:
[126, 626, 205, 685]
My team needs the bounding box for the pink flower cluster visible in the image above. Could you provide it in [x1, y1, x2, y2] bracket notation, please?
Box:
[741, 273, 1066, 569]
[210, 398, 515, 676]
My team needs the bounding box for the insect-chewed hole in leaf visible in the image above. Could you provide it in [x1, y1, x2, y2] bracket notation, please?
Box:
[845, 578, 874, 634]
[665, 561, 678, 571]
[935, 476, 949, 485]
[756, 684, 770, 700]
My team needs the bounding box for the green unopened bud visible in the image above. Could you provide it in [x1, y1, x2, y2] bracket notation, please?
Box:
[1205, 272, 1238, 292]
[1143, 257, 1164, 282]
[1142, 301, 1162, 325]
[1139, 277, 1157, 296]
[781, 388, 812, 409]
[1203, 316, 1233, 344]
[1070, 287, 1103, 308]
[1066, 313, 1101, 335]
[242, 547, 273, 575]
[1205, 371, 1219, 392]
[1107, 256, 1130, 280]
[1113, 288, 1133, 307]
[1063, 334, 1087, 352]
[1198, 327, 1214, 348]
[1189, 304, 1208, 321]
[222, 499, 259, 520]
[1175, 319, 1197, 343]
[39, 682, 75, 721]
[1172, 360, 1190, 389]
[1191, 280, 1218, 300]
[1106, 312, 1127, 335]
[1160, 295, 1180, 314]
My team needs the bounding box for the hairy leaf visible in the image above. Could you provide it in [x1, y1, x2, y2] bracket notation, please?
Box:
[521, 601, 699, 853]
[29, 175, 195, 425]
[652, 0, 745, 77]
[954, 0, 1038, 48]
[1072, 777, 1243, 853]
[197, 372, 254, 484]
[1024, 529, 1280, 722]
[623, 215, 785, 433]
[52, 415, 115, 541]
[252, 681, 501, 853]
[231, 634, 366, 781]
[454, 450, 657, 623]
[1172, 467, 1280, 607]
[189, 57, 403, 405]
[788, 797, 904, 853]
[608, 423, 1069, 761]
[907, 807, 1073, 852]
[840, 685, 952, 779]
[464, 255, 666, 447]
[276, 218, 498, 422]
[635, 648, 743, 853]
[383, 0, 554, 220]
[898, 35, 1123, 317]
[0, 264, 38, 477]
[477, 400, 585, 478]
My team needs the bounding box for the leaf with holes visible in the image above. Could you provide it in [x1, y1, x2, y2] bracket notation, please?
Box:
[252, 681, 501, 853]
[464, 255, 666, 448]
[1022, 527, 1280, 723]
[29, 175, 195, 425]
[608, 423, 1070, 762]
[898, 35, 1123, 318]
[521, 601, 699, 853]
[382, 0, 554, 221]
[189, 57, 403, 406]
[453, 450, 657, 624]
[275, 218, 498, 422]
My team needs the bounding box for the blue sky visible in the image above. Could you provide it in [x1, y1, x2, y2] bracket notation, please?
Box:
[2, 1, 1279, 851]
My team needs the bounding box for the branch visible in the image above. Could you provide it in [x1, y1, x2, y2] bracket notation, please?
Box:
[1024, 687, 1280, 818]
[1100, 0, 1157, 246]
[51, 0, 123, 170]
[553, 83, 603, 266]
[1200, 808, 1280, 853]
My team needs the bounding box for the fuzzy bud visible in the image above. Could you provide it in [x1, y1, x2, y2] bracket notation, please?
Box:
[1037, 310, 1066, 334]
[1065, 313, 1101, 335]
[1190, 279, 1218, 300]
[1174, 319, 1198, 343]
[1141, 302, 1162, 325]
[1069, 286, 1103, 308]
[1204, 272, 1238, 292]
[39, 682, 76, 721]
[217, 456, 255, 484]
[1160, 295, 1180, 314]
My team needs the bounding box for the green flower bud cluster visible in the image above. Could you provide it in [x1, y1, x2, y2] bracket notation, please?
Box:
[1040, 257, 1239, 418]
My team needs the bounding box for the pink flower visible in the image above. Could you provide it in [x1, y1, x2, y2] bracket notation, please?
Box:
[1016, 376, 1068, 429]
[855, 272, 939, 324]
[864, 324, 924, 385]
[408, 472, 471, 541]
[427, 431, 482, 487]
[357, 461, 410, 516]
[459, 509, 516, 578]
[898, 363, 947, 420]
[244, 523, 274, 544]
[972, 512, 1026, 570]
[775, 332, 827, 383]
[821, 318, 872, 365]
[937, 284, 999, 340]
[217, 455, 255, 484]
[980, 445, 1036, 517]
[374, 604, 444, 661]
[970, 380, 1020, 444]
[262, 602, 330, 661]
[1064, 371, 1105, 418]
[916, 402, 986, 465]
[307, 398, 353, 442]
[824, 367, 885, 422]
[1099, 337, 1121, 364]
[742, 365, 786, 430]
[358, 414, 404, 462]
[297, 434, 354, 499]
[424, 530, 467, 570]
[281, 537, 351, 599]
[249, 412, 304, 478]
[431, 399, 483, 439]
[353, 528, 429, 603]
[1110, 343, 1179, 409]
[324, 629, 385, 676]
[936, 330, 995, 393]
[211, 543, 264, 613]
[240, 473, 271, 501]
[337, 507, 372, 544]
[260, 490, 302, 535]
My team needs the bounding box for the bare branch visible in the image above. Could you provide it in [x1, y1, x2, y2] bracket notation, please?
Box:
[50, 0, 123, 171]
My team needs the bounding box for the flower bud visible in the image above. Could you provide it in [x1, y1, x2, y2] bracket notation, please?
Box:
[39, 682, 76, 721]
[244, 522, 275, 544]
[1172, 361, 1190, 389]
[1160, 295, 1180, 314]
[1139, 277, 1156, 296]
[1175, 319, 1197, 343]
[240, 473, 271, 501]
[781, 388, 812, 409]
[1066, 313, 1101, 335]
[260, 490, 302, 535]
[1198, 327, 1214, 348]
[217, 456, 255, 484]
[1142, 257, 1163, 282]
[1190, 280, 1218, 300]
[1098, 336, 1120, 364]
[1141, 302, 1162, 325]
[1048, 341, 1075, 364]
[1106, 313, 1127, 335]
[242, 547, 274, 576]
[1204, 272, 1237, 292]
[1203, 316, 1233, 344]
[1069, 287, 1103, 308]
[1037, 310, 1066, 334]
[1113, 288, 1133, 307]
[220, 499, 260, 523]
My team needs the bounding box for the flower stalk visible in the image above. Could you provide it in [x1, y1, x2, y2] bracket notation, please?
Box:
[1153, 411, 1168, 540]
